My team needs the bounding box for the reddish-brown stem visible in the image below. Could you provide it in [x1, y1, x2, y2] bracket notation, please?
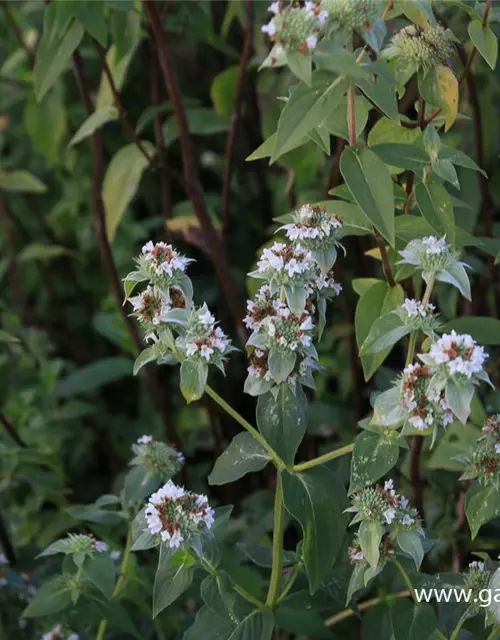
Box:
[149, 41, 172, 227]
[326, 138, 346, 196]
[221, 0, 253, 236]
[452, 486, 466, 572]
[144, 0, 247, 345]
[1, 1, 35, 68]
[0, 412, 27, 448]
[374, 230, 396, 288]
[71, 49, 176, 442]
[93, 41, 155, 165]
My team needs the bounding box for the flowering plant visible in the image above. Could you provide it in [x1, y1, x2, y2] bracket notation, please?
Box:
[2, 1, 500, 640]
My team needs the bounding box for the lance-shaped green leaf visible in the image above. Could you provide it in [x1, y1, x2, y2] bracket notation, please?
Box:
[355, 282, 405, 381]
[466, 483, 500, 539]
[314, 42, 369, 79]
[82, 553, 116, 599]
[340, 147, 395, 246]
[0, 170, 47, 194]
[123, 465, 161, 507]
[208, 432, 270, 485]
[444, 317, 500, 345]
[349, 431, 400, 492]
[356, 74, 399, 122]
[131, 507, 159, 551]
[34, 13, 84, 102]
[445, 377, 474, 424]
[432, 159, 460, 189]
[287, 51, 312, 86]
[437, 261, 471, 301]
[184, 605, 274, 640]
[370, 143, 430, 173]
[153, 546, 195, 617]
[272, 73, 349, 162]
[360, 311, 411, 355]
[371, 387, 407, 428]
[268, 349, 297, 384]
[358, 520, 383, 568]
[391, 600, 438, 640]
[256, 384, 307, 466]
[468, 20, 498, 70]
[396, 531, 424, 570]
[68, 106, 118, 147]
[22, 577, 73, 618]
[415, 183, 455, 245]
[282, 466, 348, 593]
[133, 347, 158, 375]
[103, 142, 156, 242]
[180, 360, 208, 404]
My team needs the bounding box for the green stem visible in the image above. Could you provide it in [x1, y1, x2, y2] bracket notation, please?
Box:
[293, 443, 354, 472]
[200, 556, 265, 609]
[450, 611, 468, 640]
[392, 559, 417, 604]
[405, 332, 418, 367]
[96, 526, 133, 640]
[266, 472, 285, 608]
[276, 564, 301, 605]
[205, 384, 284, 470]
[433, 630, 448, 640]
[486, 624, 500, 640]
[324, 589, 410, 627]
[405, 274, 436, 367]
[234, 584, 266, 609]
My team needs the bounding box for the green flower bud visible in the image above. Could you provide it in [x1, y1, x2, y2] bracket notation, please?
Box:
[386, 24, 455, 72]
[320, 0, 380, 33]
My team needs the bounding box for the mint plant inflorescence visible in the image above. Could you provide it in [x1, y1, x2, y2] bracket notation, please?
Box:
[245, 203, 343, 395]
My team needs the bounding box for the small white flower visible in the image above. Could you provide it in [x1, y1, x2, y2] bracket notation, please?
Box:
[110, 550, 121, 561]
[409, 415, 428, 431]
[422, 235, 448, 255]
[318, 9, 329, 26]
[198, 308, 215, 327]
[402, 298, 434, 318]
[401, 514, 415, 526]
[469, 561, 485, 572]
[262, 21, 276, 36]
[137, 435, 153, 445]
[495, 443, 500, 455]
[306, 35, 318, 49]
[0, 553, 7, 566]
[268, 0, 280, 14]
[384, 508, 396, 524]
[94, 541, 108, 553]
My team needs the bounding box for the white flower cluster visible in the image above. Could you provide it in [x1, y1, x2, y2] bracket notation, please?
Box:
[399, 363, 454, 431]
[140, 241, 191, 279]
[262, 1, 328, 52]
[131, 435, 185, 477]
[279, 204, 344, 274]
[180, 305, 231, 364]
[398, 236, 471, 300]
[130, 285, 171, 326]
[423, 331, 488, 380]
[256, 243, 316, 282]
[42, 626, 79, 640]
[144, 480, 214, 550]
[401, 298, 435, 319]
[347, 479, 422, 541]
[281, 204, 343, 243]
[245, 203, 343, 394]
